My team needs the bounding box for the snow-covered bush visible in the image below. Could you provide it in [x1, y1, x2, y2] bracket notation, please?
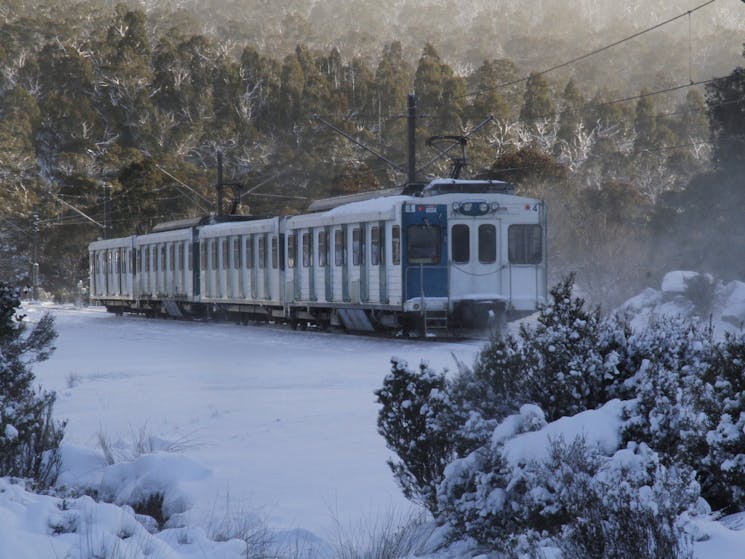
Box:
[454, 275, 632, 426]
[374, 358, 456, 513]
[0, 281, 65, 487]
[699, 331, 745, 510]
[436, 405, 547, 552]
[379, 275, 745, 550]
[555, 441, 697, 559]
[438, 427, 697, 557]
[622, 317, 715, 467]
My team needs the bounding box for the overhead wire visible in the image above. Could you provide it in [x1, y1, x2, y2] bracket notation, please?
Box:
[459, 0, 719, 100]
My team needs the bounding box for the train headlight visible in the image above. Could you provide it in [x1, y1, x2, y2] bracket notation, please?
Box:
[452, 202, 460, 212]
[479, 203, 488, 213]
[462, 203, 473, 212]
[490, 202, 500, 211]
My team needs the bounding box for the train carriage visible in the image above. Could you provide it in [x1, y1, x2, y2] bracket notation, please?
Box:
[134, 227, 196, 304]
[89, 236, 136, 305]
[285, 196, 407, 329]
[198, 217, 284, 317]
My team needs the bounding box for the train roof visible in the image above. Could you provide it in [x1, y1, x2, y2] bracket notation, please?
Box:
[151, 214, 264, 233]
[420, 178, 514, 196]
[305, 187, 404, 213]
[305, 178, 516, 214]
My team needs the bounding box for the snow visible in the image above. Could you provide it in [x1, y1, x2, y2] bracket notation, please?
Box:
[660, 270, 700, 295]
[12, 303, 480, 558]
[621, 270, 739, 336]
[3, 294, 745, 557]
[501, 399, 624, 467]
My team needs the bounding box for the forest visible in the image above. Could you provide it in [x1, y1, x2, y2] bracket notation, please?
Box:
[1, 0, 744, 305]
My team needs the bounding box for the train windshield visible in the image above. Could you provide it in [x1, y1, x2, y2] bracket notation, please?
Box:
[407, 225, 441, 264]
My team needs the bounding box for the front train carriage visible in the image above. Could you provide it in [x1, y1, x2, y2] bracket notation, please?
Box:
[408, 178, 547, 333]
[89, 236, 136, 312]
[197, 217, 284, 319]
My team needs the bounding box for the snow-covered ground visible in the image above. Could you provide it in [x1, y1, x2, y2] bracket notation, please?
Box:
[22, 303, 481, 557]
[4, 275, 745, 558]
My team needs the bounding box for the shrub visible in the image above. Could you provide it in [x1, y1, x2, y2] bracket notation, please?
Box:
[378, 275, 745, 552]
[436, 405, 547, 551]
[374, 358, 456, 514]
[0, 282, 65, 487]
[555, 441, 697, 559]
[699, 331, 745, 511]
[454, 275, 632, 426]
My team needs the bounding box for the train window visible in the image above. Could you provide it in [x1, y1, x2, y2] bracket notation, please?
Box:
[318, 231, 327, 267]
[135, 249, 141, 273]
[221, 239, 229, 270]
[210, 239, 218, 270]
[153, 247, 159, 272]
[287, 234, 296, 268]
[233, 237, 241, 269]
[245, 236, 253, 269]
[452, 224, 470, 264]
[187, 243, 192, 272]
[160, 245, 166, 272]
[258, 236, 266, 269]
[407, 225, 441, 264]
[508, 224, 542, 264]
[478, 225, 497, 264]
[334, 230, 345, 266]
[371, 227, 380, 266]
[352, 228, 360, 266]
[392, 226, 400, 265]
[302, 233, 311, 268]
[169, 244, 175, 271]
[143, 247, 149, 272]
[272, 236, 278, 269]
[200, 242, 206, 270]
[177, 244, 183, 272]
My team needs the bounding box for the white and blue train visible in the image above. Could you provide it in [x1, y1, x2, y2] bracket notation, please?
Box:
[89, 179, 547, 335]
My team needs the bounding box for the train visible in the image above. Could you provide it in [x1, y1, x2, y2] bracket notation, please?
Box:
[88, 178, 547, 336]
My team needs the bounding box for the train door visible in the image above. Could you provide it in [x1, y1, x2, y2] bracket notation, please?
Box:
[448, 220, 502, 303]
[358, 225, 368, 303]
[333, 227, 345, 302]
[167, 243, 175, 297]
[286, 232, 297, 302]
[141, 246, 148, 295]
[230, 236, 241, 299]
[388, 224, 402, 305]
[402, 203, 448, 305]
[122, 248, 134, 299]
[158, 244, 166, 296]
[366, 224, 378, 303]
[269, 234, 279, 302]
[256, 234, 266, 300]
[340, 226, 350, 302]
[321, 228, 332, 302]
[246, 235, 256, 300]
[506, 222, 546, 309]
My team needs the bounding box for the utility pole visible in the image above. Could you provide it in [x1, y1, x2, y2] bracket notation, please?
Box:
[31, 208, 39, 300]
[407, 93, 417, 184]
[216, 150, 224, 217]
[102, 182, 112, 239]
